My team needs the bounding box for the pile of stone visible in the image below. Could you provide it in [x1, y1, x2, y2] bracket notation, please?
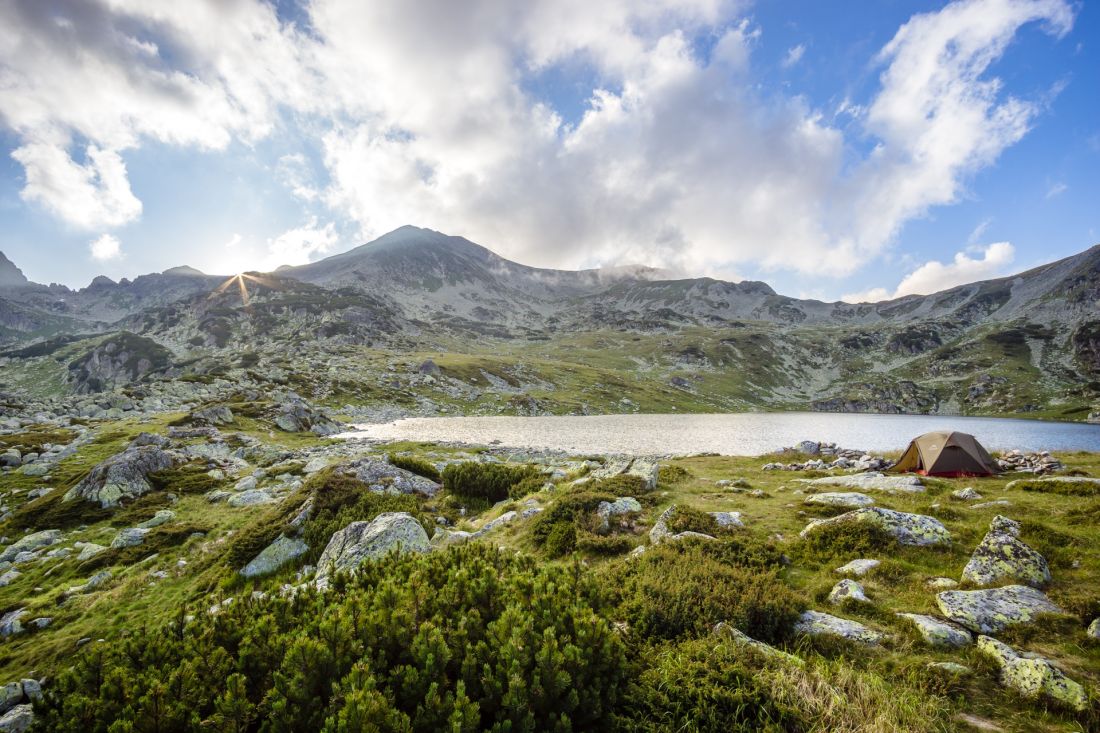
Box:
[762, 441, 889, 472]
[997, 450, 1063, 474]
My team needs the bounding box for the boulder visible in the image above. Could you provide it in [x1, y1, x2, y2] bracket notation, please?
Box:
[240, 535, 309, 578]
[961, 516, 1050, 588]
[709, 511, 744, 528]
[896, 613, 972, 648]
[595, 497, 642, 533]
[804, 492, 875, 509]
[806, 473, 924, 494]
[834, 558, 880, 576]
[110, 527, 149, 549]
[951, 487, 982, 501]
[936, 585, 1062, 634]
[800, 507, 950, 547]
[976, 635, 1087, 711]
[0, 704, 32, 733]
[191, 405, 234, 426]
[794, 610, 884, 645]
[64, 446, 180, 507]
[340, 458, 441, 498]
[76, 542, 108, 562]
[273, 398, 345, 436]
[0, 530, 61, 562]
[0, 572, 18, 588]
[316, 513, 429, 589]
[648, 505, 676, 544]
[0, 609, 25, 638]
[1088, 617, 1100, 639]
[828, 579, 868, 605]
[430, 529, 475, 548]
[228, 489, 276, 507]
[0, 682, 21, 715]
[138, 509, 175, 529]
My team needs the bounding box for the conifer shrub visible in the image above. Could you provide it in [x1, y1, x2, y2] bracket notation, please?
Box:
[531, 491, 614, 550]
[591, 473, 651, 497]
[666, 505, 722, 536]
[441, 461, 540, 502]
[387, 454, 441, 483]
[544, 522, 578, 558]
[795, 521, 894, 562]
[576, 532, 635, 556]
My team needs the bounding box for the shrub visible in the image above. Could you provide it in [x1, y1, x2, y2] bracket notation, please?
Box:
[544, 523, 577, 558]
[666, 505, 721, 536]
[657, 465, 691, 486]
[1017, 479, 1100, 496]
[148, 463, 223, 495]
[593, 474, 651, 497]
[576, 532, 635, 556]
[611, 542, 804, 643]
[387, 454, 441, 483]
[531, 491, 613, 548]
[795, 521, 894, 562]
[442, 462, 540, 502]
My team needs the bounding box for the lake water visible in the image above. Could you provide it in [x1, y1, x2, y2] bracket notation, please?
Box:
[343, 412, 1100, 456]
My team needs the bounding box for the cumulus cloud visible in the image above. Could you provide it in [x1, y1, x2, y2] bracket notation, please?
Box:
[842, 241, 1016, 302]
[267, 218, 338, 267]
[88, 233, 122, 261]
[782, 43, 805, 67]
[0, 0, 1076, 282]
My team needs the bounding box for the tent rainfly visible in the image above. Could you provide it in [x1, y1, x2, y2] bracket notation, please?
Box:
[891, 431, 1000, 477]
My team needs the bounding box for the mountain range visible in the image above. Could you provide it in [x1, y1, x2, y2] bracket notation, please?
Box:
[1, 225, 1098, 418]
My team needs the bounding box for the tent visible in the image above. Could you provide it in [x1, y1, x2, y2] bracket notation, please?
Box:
[891, 431, 1000, 477]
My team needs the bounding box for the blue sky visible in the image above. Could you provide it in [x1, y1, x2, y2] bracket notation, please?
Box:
[0, 0, 1095, 302]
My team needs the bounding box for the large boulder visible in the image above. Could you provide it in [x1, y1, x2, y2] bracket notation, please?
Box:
[273, 398, 345, 436]
[239, 535, 309, 578]
[64, 446, 181, 507]
[794, 610, 884, 645]
[961, 516, 1050, 588]
[804, 492, 875, 509]
[806, 473, 924, 494]
[936, 585, 1062, 634]
[0, 530, 61, 563]
[339, 458, 441, 498]
[896, 613, 973, 648]
[190, 405, 234, 426]
[315, 513, 428, 589]
[976, 635, 1088, 711]
[800, 507, 950, 547]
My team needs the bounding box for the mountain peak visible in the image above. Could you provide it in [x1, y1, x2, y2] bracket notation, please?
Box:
[0, 251, 30, 288]
[162, 265, 206, 277]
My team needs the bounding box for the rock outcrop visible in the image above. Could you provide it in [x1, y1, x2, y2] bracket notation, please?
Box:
[240, 535, 309, 578]
[961, 516, 1050, 588]
[936, 585, 1062, 634]
[64, 446, 180, 507]
[316, 513, 429, 589]
[800, 507, 950, 547]
[977, 635, 1087, 711]
[339, 458, 441, 497]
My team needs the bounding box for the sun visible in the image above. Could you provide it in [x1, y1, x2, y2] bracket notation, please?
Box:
[213, 272, 271, 306]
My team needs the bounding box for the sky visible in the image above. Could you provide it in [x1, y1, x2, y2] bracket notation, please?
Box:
[0, 0, 1096, 302]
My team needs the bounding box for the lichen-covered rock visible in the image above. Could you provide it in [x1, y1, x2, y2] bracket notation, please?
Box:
[591, 457, 658, 491]
[0, 609, 25, 638]
[961, 515, 1050, 588]
[807, 473, 924, 493]
[191, 405, 234, 426]
[649, 505, 676, 544]
[709, 511, 744, 528]
[926, 576, 959, 590]
[0, 704, 32, 733]
[1088, 617, 1100, 639]
[273, 398, 345, 436]
[713, 622, 804, 665]
[138, 509, 175, 529]
[0, 530, 60, 563]
[834, 558, 880, 576]
[75, 542, 107, 562]
[430, 528, 474, 548]
[667, 530, 717, 542]
[927, 661, 972, 676]
[240, 535, 309, 578]
[339, 458, 441, 498]
[800, 507, 950, 547]
[804, 492, 875, 508]
[794, 610, 884, 645]
[228, 489, 276, 507]
[64, 446, 181, 507]
[828, 579, 868, 605]
[0, 682, 21, 715]
[110, 527, 149, 549]
[951, 487, 982, 501]
[595, 497, 642, 533]
[0, 572, 18, 588]
[316, 512, 429, 589]
[896, 613, 973, 648]
[976, 635, 1088, 711]
[936, 585, 1062, 634]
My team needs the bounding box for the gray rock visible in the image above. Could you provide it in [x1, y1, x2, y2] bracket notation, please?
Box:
[828, 579, 868, 605]
[240, 535, 309, 578]
[976, 635, 1087, 711]
[341, 458, 441, 498]
[17, 681, 38, 702]
[0, 571, 18, 588]
[191, 405, 234, 426]
[800, 507, 950, 547]
[234, 476, 257, 492]
[834, 558, 880, 576]
[804, 492, 875, 508]
[430, 529, 475, 548]
[806, 473, 924, 493]
[896, 613, 973, 648]
[794, 610, 884, 645]
[64, 446, 180, 507]
[648, 505, 676, 544]
[668, 531, 717, 542]
[961, 515, 1050, 588]
[476, 510, 518, 535]
[927, 662, 972, 675]
[228, 489, 276, 507]
[951, 487, 982, 501]
[138, 509, 175, 529]
[274, 399, 345, 436]
[713, 622, 804, 665]
[110, 527, 150, 549]
[76, 542, 108, 561]
[709, 511, 744, 528]
[0, 704, 32, 733]
[970, 500, 1012, 510]
[596, 497, 642, 533]
[19, 464, 48, 477]
[936, 585, 1063, 634]
[0, 682, 21, 715]
[1088, 617, 1100, 639]
[0, 609, 25, 638]
[0, 530, 61, 562]
[316, 512, 429, 589]
[926, 576, 958, 590]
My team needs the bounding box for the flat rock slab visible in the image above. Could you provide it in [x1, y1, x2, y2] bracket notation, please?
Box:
[936, 585, 1062, 634]
[962, 516, 1050, 588]
[804, 492, 875, 508]
[806, 473, 924, 494]
[1005, 476, 1100, 491]
[800, 507, 951, 547]
[240, 535, 309, 578]
[896, 613, 973, 648]
[834, 558, 880, 576]
[977, 635, 1087, 712]
[794, 610, 885, 645]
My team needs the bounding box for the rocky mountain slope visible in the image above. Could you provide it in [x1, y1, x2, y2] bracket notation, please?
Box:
[0, 226, 1097, 419]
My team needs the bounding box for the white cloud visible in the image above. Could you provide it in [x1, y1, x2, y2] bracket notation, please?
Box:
[88, 233, 122, 261]
[267, 218, 338, 267]
[967, 217, 993, 244]
[842, 241, 1015, 302]
[225, 233, 242, 249]
[0, 0, 1076, 282]
[782, 43, 805, 68]
[1045, 181, 1067, 198]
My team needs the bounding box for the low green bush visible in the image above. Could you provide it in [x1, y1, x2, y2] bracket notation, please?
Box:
[1017, 479, 1100, 496]
[442, 461, 540, 502]
[666, 505, 722, 536]
[795, 521, 894, 562]
[387, 454, 441, 483]
[544, 523, 578, 558]
[531, 491, 614, 551]
[593, 474, 651, 496]
[148, 464, 223, 495]
[576, 532, 635, 556]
